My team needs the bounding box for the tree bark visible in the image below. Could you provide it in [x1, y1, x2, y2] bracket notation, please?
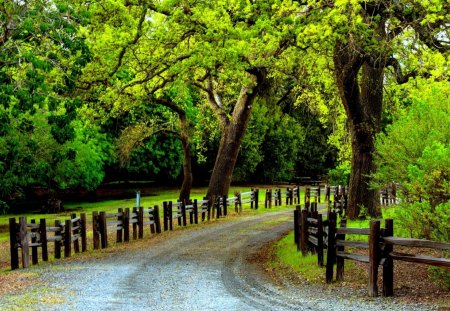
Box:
[178, 113, 193, 202]
[334, 45, 382, 219]
[205, 71, 264, 199]
[156, 98, 193, 202]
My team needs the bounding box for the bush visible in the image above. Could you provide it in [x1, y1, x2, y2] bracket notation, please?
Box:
[392, 201, 450, 242]
[327, 162, 350, 185]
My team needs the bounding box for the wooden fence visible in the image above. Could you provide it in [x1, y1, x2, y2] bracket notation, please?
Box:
[9, 213, 87, 269]
[294, 211, 450, 297]
[92, 206, 161, 249]
[9, 184, 346, 270]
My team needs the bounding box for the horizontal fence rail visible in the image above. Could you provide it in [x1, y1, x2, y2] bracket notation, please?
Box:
[293, 211, 450, 297]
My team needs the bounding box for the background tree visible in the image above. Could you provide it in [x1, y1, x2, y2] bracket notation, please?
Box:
[0, 0, 109, 211]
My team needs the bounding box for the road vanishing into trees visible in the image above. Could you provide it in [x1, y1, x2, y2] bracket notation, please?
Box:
[1, 211, 433, 310]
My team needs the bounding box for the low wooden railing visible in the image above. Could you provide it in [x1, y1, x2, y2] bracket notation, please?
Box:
[9, 214, 87, 269]
[294, 211, 450, 297]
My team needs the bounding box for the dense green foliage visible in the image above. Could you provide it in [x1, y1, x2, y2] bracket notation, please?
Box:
[374, 81, 450, 242]
[0, 0, 448, 221]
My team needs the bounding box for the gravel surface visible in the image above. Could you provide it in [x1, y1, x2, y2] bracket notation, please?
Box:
[0, 211, 439, 310]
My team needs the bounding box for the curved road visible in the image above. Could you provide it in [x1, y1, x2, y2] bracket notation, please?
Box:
[1, 211, 432, 310]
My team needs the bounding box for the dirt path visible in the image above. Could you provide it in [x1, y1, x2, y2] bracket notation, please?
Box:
[0, 211, 436, 310]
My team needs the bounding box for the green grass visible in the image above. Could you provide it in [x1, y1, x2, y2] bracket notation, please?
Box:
[271, 206, 404, 284]
[271, 231, 324, 282]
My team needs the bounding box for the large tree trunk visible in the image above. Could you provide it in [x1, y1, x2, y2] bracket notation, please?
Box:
[156, 98, 193, 202]
[206, 97, 253, 197]
[178, 113, 193, 202]
[205, 71, 264, 199]
[334, 46, 382, 219]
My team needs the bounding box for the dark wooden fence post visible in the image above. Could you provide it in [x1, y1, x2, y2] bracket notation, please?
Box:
[80, 213, 87, 252]
[383, 219, 394, 297]
[317, 214, 324, 266]
[176, 201, 182, 226]
[64, 219, 72, 258]
[9, 218, 19, 270]
[154, 205, 161, 234]
[169, 202, 174, 230]
[294, 208, 300, 251]
[336, 219, 347, 281]
[265, 190, 269, 208]
[71, 214, 80, 253]
[150, 207, 157, 234]
[300, 209, 309, 256]
[132, 207, 138, 239]
[123, 208, 130, 242]
[31, 219, 38, 265]
[193, 200, 199, 224]
[205, 198, 210, 221]
[55, 220, 62, 259]
[117, 208, 123, 243]
[286, 188, 289, 205]
[326, 212, 336, 283]
[236, 193, 241, 213]
[254, 189, 259, 209]
[188, 200, 194, 225]
[216, 197, 222, 218]
[368, 220, 381, 297]
[40, 218, 48, 261]
[318, 186, 321, 203]
[181, 202, 187, 226]
[163, 202, 169, 231]
[269, 189, 272, 208]
[223, 195, 228, 216]
[138, 207, 144, 239]
[92, 212, 100, 250]
[19, 217, 29, 268]
[100, 211, 108, 248]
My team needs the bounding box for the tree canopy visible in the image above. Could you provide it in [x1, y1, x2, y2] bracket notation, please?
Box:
[0, 0, 449, 219]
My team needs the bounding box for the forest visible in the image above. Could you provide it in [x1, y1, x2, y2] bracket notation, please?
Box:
[0, 0, 449, 230]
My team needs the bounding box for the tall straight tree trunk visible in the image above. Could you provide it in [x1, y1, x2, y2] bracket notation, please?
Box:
[334, 46, 382, 219]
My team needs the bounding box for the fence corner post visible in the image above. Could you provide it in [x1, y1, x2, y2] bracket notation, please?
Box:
[154, 205, 161, 233]
[326, 212, 336, 283]
[80, 213, 87, 252]
[19, 217, 29, 268]
[40, 218, 48, 261]
[300, 209, 309, 256]
[383, 219, 394, 297]
[92, 211, 100, 250]
[64, 219, 72, 258]
[9, 218, 19, 270]
[317, 214, 324, 266]
[368, 220, 381, 297]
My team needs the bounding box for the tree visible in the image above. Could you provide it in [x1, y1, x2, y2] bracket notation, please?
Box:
[80, 1, 305, 200]
[0, 0, 105, 210]
[304, 0, 450, 218]
[373, 81, 450, 209]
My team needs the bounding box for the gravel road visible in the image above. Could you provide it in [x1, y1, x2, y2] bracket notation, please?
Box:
[0, 210, 437, 310]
